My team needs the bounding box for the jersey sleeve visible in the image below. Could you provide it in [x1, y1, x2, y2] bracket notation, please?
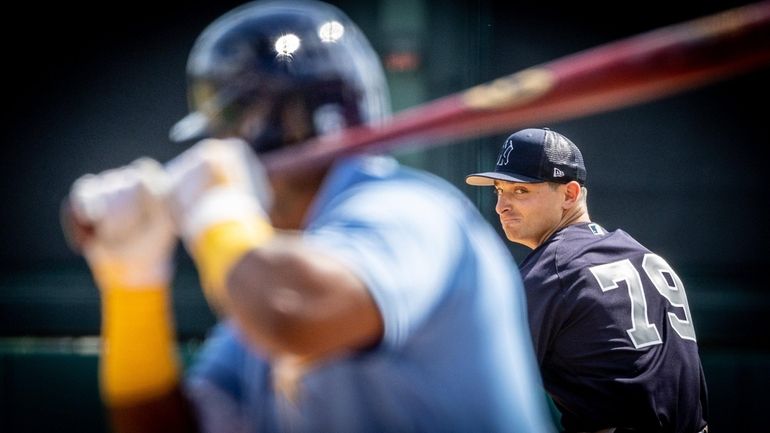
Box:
[522, 246, 573, 364]
[303, 181, 463, 349]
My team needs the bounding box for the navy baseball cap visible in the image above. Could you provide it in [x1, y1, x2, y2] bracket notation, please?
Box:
[465, 128, 586, 186]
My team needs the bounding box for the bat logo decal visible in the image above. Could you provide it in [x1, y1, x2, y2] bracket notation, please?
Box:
[463, 68, 554, 110]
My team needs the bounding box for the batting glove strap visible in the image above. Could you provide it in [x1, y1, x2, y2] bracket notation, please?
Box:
[180, 186, 267, 242]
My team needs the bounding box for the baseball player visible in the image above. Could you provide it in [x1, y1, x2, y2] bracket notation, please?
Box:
[65, 1, 556, 432]
[466, 128, 708, 433]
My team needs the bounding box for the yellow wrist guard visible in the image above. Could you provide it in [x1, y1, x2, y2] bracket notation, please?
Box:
[190, 217, 274, 310]
[100, 285, 180, 406]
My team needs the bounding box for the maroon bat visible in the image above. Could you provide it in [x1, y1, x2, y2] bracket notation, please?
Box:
[263, 0, 770, 176]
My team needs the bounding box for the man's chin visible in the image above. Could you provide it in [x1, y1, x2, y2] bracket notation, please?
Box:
[502, 229, 520, 243]
[502, 227, 530, 244]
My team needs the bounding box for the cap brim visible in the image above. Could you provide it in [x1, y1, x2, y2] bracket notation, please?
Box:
[465, 171, 543, 186]
[169, 111, 210, 143]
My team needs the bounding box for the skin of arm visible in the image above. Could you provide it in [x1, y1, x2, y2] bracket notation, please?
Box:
[225, 234, 384, 360]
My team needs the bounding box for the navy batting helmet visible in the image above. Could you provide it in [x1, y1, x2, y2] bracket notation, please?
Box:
[169, 0, 391, 154]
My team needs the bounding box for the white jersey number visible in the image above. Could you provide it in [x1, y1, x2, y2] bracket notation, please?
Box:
[589, 254, 696, 349]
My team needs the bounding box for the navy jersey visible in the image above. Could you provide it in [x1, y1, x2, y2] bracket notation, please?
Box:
[521, 222, 708, 433]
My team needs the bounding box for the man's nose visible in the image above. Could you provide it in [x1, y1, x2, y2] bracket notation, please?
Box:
[495, 194, 510, 215]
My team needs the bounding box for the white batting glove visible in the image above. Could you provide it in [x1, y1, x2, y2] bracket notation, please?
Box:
[166, 138, 272, 244]
[166, 138, 274, 308]
[69, 158, 176, 289]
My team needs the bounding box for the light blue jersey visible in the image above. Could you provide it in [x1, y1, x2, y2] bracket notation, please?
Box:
[186, 155, 555, 433]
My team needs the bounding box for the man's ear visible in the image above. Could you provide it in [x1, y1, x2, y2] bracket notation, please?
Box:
[562, 181, 582, 209]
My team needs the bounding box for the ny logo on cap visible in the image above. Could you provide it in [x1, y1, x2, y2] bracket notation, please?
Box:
[496, 139, 515, 166]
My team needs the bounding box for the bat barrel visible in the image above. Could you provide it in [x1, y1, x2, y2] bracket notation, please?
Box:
[263, 1, 770, 176]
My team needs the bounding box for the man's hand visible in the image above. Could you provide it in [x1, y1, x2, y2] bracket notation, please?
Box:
[68, 157, 176, 289]
[166, 138, 274, 310]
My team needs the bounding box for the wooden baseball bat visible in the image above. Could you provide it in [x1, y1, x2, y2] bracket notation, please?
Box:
[263, 0, 770, 176]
